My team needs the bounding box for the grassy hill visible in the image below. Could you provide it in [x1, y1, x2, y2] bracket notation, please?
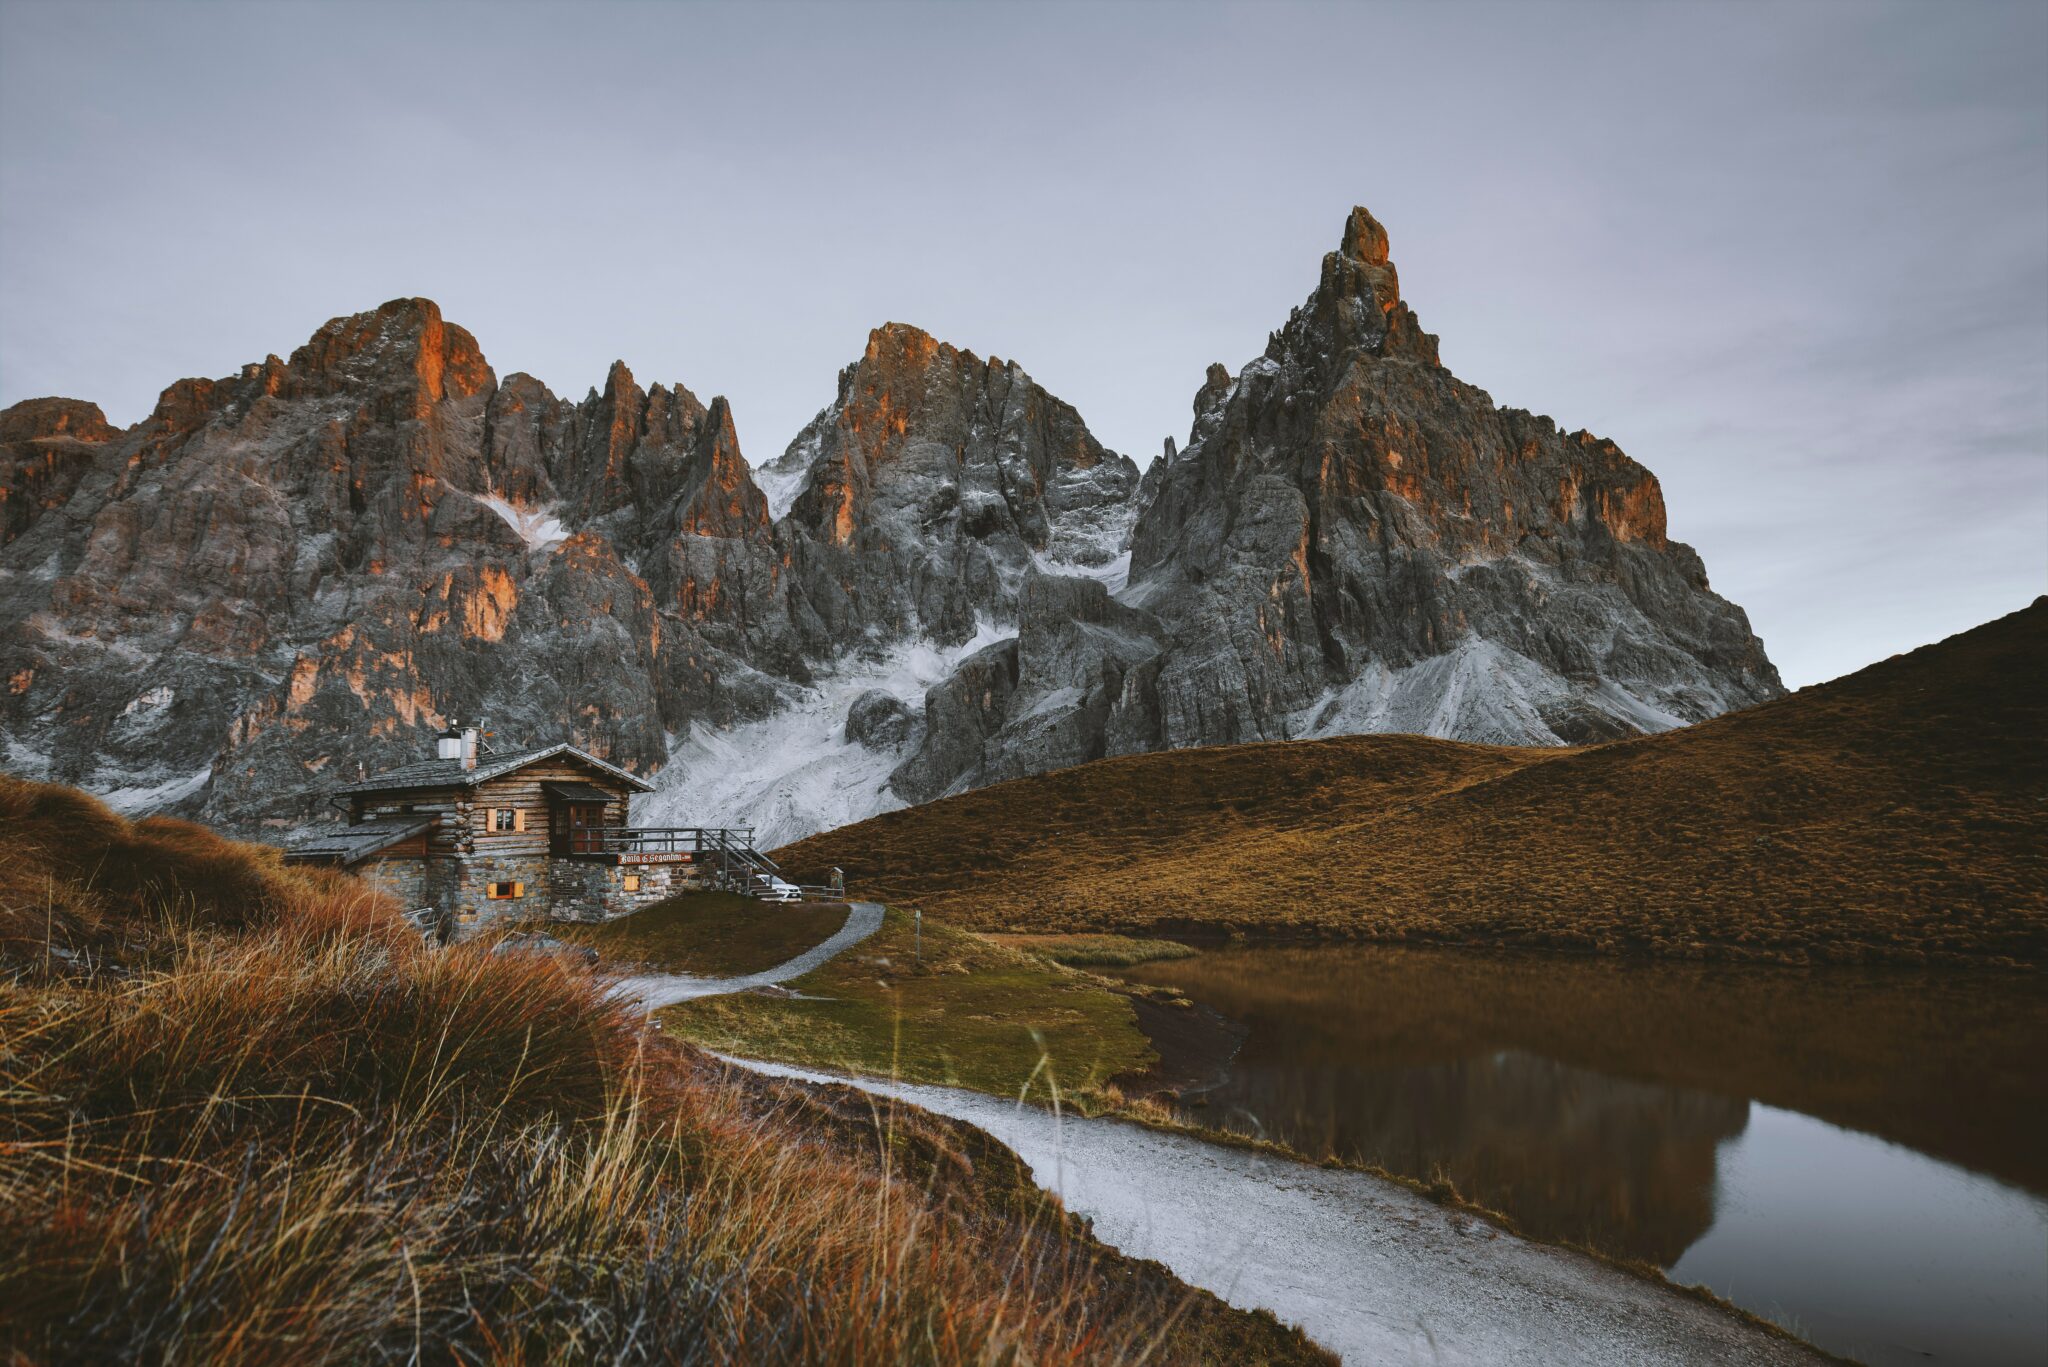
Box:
[778, 600, 2048, 966]
[0, 775, 1329, 1365]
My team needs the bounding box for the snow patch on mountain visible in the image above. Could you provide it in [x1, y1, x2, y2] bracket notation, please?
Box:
[99, 764, 213, 815]
[752, 463, 810, 523]
[753, 425, 823, 521]
[635, 620, 1012, 850]
[471, 491, 570, 554]
[1033, 548, 1133, 596]
[1293, 639, 1688, 748]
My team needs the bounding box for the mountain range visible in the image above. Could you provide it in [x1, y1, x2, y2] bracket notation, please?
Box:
[776, 598, 2045, 968]
[0, 207, 1780, 843]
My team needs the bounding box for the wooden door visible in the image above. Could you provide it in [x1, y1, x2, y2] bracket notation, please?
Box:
[568, 803, 605, 854]
[551, 802, 605, 854]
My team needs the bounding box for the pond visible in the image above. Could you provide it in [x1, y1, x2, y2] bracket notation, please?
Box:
[1118, 945, 2048, 1367]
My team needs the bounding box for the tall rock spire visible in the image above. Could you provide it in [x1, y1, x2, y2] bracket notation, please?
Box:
[895, 204, 1781, 804]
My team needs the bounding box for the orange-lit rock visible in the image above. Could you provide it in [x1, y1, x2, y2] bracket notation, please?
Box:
[1116, 205, 1779, 758]
[1, 209, 1779, 841]
[0, 297, 767, 829]
[0, 398, 119, 545]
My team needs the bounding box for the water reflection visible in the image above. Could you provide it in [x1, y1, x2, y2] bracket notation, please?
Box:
[1122, 945, 2048, 1367]
[1209, 1049, 1747, 1263]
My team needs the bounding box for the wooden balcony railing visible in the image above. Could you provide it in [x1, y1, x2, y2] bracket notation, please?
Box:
[561, 826, 775, 870]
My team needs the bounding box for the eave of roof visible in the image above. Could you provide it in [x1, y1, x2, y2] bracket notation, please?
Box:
[541, 780, 622, 803]
[285, 814, 439, 866]
[338, 743, 654, 796]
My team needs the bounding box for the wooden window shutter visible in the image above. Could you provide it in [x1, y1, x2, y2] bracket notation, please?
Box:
[514, 808, 527, 833]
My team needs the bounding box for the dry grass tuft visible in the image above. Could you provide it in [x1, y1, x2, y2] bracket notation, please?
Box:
[779, 600, 2048, 966]
[0, 780, 1331, 1365]
[992, 934, 1200, 969]
[0, 773, 413, 976]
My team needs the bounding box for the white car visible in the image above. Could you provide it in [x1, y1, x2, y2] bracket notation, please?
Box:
[750, 875, 804, 903]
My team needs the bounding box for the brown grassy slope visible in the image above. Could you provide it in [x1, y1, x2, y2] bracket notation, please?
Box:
[0, 777, 1330, 1366]
[779, 599, 2048, 965]
[0, 773, 372, 971]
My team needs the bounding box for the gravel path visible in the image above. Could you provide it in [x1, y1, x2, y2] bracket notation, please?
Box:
[608, 900, 885, 1012]
[729, 1059, 1832, 1367]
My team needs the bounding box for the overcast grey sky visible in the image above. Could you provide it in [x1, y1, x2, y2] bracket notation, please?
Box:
[2, 0, 2042, 688]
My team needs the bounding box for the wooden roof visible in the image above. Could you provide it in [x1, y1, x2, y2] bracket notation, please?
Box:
[338, 743, 654, 797]
[285, 814, 439, 867]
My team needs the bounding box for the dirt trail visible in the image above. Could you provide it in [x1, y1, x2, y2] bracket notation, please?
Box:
[607, 901, 885, 1011]
[729, 1059, 1832, 1367]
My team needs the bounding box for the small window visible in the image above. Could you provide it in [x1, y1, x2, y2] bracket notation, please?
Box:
[490, 808, 527, 833]
[622, 874, 641, 893]
[486, 881, 524, 899]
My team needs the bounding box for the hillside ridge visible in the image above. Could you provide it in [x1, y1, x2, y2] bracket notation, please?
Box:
[776, 599, 2047, 966]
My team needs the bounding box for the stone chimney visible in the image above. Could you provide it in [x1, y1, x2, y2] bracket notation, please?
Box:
[436, 722, 464, 763]
[461, 726, 479, 771]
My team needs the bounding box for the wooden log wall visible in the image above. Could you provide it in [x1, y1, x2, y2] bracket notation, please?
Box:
[350, 760, 633, 858]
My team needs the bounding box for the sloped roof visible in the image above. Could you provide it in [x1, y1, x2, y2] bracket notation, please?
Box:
[338, 743, 654, 796]
[284, 814, 438, 866]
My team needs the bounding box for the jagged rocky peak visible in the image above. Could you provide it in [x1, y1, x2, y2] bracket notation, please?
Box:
[544, 356, 728, 538]
[286, 296, 496, 409]
[1, 398, 122, 545]
[641, 392, 784, 635]
[671, 396, 770, 539]
[1341, 203, 1391, 264]
[890, 203, 1784, 812]
[4, 209, 1784, 848]
[1275, 203, 1440, 377]
[0, 298, 780, 831]
[778, 321, 1140, 565]
[1124, 203, 1780, 747]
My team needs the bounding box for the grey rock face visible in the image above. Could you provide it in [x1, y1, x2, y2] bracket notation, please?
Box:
[844, 689, 914, 749]
[767, 323, 1144, 648]
[2, 209, 1782, 843]
[887, 638, 1020, 803]
[891, 570, 1164, 802]
[899, 206, 1781, 797]
[0, 299, 783, 829]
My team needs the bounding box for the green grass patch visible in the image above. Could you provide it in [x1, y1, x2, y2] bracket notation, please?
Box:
[994, 933, 1199, 968]
[658, 906, 1155, 1106]
[558, 891, 848, 977]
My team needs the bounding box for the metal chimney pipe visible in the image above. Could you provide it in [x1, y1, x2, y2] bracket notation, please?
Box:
[461, 726, 479, 771]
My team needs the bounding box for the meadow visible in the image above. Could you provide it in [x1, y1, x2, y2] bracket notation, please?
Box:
[0, 775, 1329, 1366]
[655, 902, 1164, 1106]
